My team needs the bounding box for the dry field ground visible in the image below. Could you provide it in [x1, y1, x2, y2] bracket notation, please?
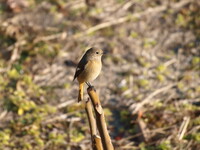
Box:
[0, 0, 200, 149]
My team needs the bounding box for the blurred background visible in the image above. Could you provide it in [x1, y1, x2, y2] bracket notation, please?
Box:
[0, 0, 200, 149]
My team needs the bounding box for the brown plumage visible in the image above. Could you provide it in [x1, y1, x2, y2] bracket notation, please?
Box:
[73, 47, 103, 102]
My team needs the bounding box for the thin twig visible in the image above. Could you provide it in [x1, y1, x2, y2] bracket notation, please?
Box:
[56, 99, 76, 109]
[73, 0, 192, 38]
[43, 114, 80, 124]
[130, 84, 176, 114]
[0, 110, 8, 121]
[178, 116, 190, 140]
[33, 32, 67, 43]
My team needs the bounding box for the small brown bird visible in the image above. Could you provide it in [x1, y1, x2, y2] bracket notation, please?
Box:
[73, 47, 104, 102]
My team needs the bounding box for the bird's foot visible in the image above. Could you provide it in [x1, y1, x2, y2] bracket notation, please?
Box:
[86, 82, 92, 87]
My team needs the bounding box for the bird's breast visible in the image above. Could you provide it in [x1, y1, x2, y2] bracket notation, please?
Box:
[78, 60, 102, 82]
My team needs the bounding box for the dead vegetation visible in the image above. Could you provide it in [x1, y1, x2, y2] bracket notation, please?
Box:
[0, 0, 200, 149]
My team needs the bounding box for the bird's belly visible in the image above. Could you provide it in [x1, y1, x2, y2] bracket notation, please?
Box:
[78, 60, 102, 82]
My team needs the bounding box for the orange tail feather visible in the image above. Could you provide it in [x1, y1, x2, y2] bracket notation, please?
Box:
[78, 83, 84, 102]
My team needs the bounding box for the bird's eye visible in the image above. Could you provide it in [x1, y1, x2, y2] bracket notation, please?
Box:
[96, 52, 99, 54]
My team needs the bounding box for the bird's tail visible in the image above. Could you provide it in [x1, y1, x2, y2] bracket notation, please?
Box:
[78, 83, 84, 102]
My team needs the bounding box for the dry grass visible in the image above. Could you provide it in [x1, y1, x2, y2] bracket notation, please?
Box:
[0, 0, 200, 149]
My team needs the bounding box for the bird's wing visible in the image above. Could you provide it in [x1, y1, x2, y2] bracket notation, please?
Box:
[73, 56, 88, 81]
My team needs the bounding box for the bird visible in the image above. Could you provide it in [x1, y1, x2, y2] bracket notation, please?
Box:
[73, 47, 104, 102]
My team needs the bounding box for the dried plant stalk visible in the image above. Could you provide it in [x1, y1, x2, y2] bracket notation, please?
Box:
[178, 116, 190, 140]
[87, 86, 114, 150]
[93, 135, 103, 150]
[85, 99, 103, 150]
